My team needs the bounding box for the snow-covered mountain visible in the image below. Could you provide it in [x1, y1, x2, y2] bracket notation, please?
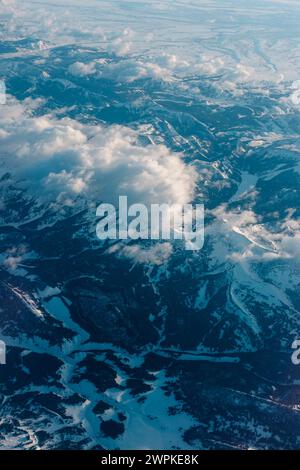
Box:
[0, 0, 299, 449]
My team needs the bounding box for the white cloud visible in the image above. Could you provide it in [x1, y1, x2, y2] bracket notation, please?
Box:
[290, 80, 300, 106]
[0, 96, 198, 264]
[0, 96, 197, 210]
[107, 28, 134, 57]
[73, 52, 225, 85]
[68, 61, 97, 77]
[117, 242, 173, 265]
[3, 255, 22, 270]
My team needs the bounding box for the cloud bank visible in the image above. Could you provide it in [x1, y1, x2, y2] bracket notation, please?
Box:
[0, 96, 197, 212]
